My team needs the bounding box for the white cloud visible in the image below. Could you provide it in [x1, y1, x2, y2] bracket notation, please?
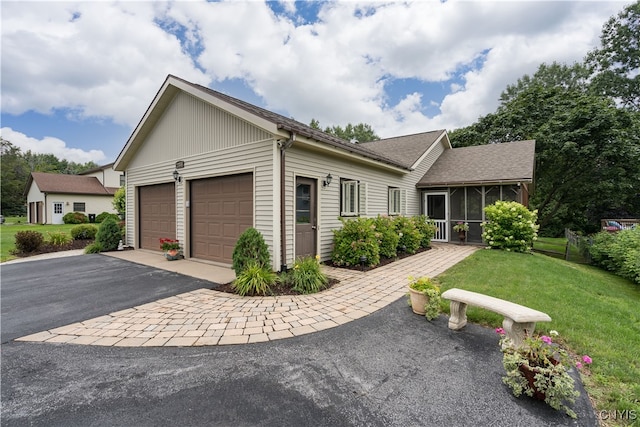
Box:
[1, 127, 106, 164]
[1, 0, 629, 142]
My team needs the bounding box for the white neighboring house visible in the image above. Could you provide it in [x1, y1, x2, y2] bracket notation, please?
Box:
[25, 163, 122, 224]
[113, 75, 535, 271]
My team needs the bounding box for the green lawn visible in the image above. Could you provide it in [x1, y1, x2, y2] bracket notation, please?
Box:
[0, 218, 81, 262]
[437, 249, 640, 426]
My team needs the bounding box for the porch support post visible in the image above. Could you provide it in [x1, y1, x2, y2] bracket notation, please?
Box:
[279, 132, 295, 272]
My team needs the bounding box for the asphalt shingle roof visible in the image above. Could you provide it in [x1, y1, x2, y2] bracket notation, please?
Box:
[416, 140, 535, 187]
[359, 130, 446, 169]
[30, 172, 113, 195]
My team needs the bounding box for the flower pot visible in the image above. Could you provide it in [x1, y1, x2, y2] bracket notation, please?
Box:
[458, 231, 466, 245]
[518, 364, 547, 400]
[408, 286, 429, 315]
[165, 249, 181, 261]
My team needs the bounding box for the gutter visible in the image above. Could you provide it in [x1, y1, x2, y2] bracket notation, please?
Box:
[278, 132, 295, 272]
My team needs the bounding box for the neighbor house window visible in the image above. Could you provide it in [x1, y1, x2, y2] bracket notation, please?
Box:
[119, 174, 125, 186]
[73, 202, 86, 212]
[341, 180, 359, 216]
[388, 187, 401, 215]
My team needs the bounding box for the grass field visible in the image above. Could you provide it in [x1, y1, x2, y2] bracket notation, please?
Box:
[437, 249, 640, 426]
[0, 217, 82, 262]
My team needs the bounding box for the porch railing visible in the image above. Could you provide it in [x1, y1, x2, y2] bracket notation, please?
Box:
[433, 220, 447, 241]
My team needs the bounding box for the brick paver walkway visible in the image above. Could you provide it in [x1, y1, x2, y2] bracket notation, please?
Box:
[16, 243, 478, 347]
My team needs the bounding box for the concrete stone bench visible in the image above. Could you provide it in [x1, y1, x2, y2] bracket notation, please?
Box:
[441, 288, 551, 347]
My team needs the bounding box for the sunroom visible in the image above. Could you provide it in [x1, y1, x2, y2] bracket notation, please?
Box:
[417, 141, 536, 244]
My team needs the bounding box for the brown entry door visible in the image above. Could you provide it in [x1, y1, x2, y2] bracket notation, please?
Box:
[295, 177, 317, 258]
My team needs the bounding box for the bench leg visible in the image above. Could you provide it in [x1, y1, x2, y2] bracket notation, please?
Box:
[502, 318, 536, 348]
[448, 301, 468, 330]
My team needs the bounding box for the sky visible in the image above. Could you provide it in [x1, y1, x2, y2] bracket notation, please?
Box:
[0, 1, 629, 165]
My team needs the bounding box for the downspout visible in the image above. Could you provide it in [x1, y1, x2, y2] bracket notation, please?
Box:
[279, 132, 295, 272]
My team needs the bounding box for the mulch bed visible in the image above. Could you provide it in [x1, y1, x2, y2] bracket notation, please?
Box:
[323, 246, 431, 272]
[12, 239, 95, 258]
[213, 278, 340, 296]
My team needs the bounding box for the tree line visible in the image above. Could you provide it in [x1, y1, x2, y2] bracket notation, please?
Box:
[0, 138, 98, 216]
[449, 1, 640, 235]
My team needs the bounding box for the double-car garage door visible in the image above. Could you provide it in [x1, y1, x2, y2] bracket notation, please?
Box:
[138, 173, 253, 264]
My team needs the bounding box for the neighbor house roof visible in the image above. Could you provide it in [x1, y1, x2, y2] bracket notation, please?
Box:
[416, 140, 536, 187]
[116, 75, 438, 172]
[26, 172, 115, 196]
[79, 162, 115, 175]
[359, 130, 449, 169]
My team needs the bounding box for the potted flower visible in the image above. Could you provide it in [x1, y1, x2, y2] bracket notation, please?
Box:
[160, 238, 182, 260]
[407, 276, 442, 320]
[497, 328, 592, 419]
[452, 222, 469, 244]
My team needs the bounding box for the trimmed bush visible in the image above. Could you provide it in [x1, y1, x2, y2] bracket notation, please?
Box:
[482, 201, 539, 253]
[590, 227, 640, 285]
[394, 216, 422, 254]
[84, 242, 104, 254]
[331, 217, 380, 267]
[63, 211, 88, 224]
[231, 228, 271, 276]
[71, 224, 98, 240]
[373, 216, 400, 258]
[95, 217, 121, 251]
[232, 260, 279, 296]
[47, 231, 72, 246]
[286, 256, 329, 294]
[413, 215, 437, 248]
[95, 212, 119, 223]
[15, 230, 44, 253]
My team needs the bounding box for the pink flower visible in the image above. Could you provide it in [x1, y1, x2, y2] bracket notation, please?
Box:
[582, 355, 592, 364]
[541, 335, 552, 344]
[495, 327, 505, 335]
[576, 362, 583, 369]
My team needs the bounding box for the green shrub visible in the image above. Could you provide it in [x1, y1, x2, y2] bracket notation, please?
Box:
[113, 187, 126, 217]
[71, 224, 98, 240]
[286, 256, 329, 294]
[47, 231, 72, 246]
[394, 216, 422, 254]
[95, 212, 119, 223]
[14, 230, 44, 253]
[95, 218, 121, 251]
[373, 216, 400, 258]
[63, 211, 88, 224]
[482, 201, 539, 253]
[331, 217, 380, 267]
[84, 242, 104, 254]
[413, 215, 437, 248]
[232, 261, 279, 296]
[231, 228, 271, 276]
[590, 227, 640, 285]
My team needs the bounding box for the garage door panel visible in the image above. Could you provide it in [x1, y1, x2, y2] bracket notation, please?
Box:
[191, 173, 253, 264]
[139, 183, 176, 251]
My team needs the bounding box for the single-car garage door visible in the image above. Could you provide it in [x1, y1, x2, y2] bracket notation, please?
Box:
[139, 183, 176, 251]
[191, 173, 253, 264]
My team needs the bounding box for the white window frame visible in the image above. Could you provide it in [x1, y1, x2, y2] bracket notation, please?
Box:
[388, 187, 401, 215]
[341, 180, 359, 216]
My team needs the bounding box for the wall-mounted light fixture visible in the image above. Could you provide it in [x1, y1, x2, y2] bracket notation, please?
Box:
[173, 169, 182, 183]
[322, 173, 332, 187]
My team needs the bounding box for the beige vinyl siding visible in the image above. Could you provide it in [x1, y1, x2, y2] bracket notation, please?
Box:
[42, 194, 115, 224]
[125, 139, 275, 266]
[128, 92, 272, 169]
[285, 146, 413, 263]
[403, 138, 447, 214]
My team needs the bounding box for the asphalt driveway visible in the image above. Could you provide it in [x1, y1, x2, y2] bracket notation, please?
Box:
[1, 254, 215, 343]
[1, 255, 597, 426]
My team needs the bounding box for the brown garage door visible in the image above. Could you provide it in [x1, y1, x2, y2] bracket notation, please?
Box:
[139, 183, 176, 251]
[191, 173, 253, 264]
